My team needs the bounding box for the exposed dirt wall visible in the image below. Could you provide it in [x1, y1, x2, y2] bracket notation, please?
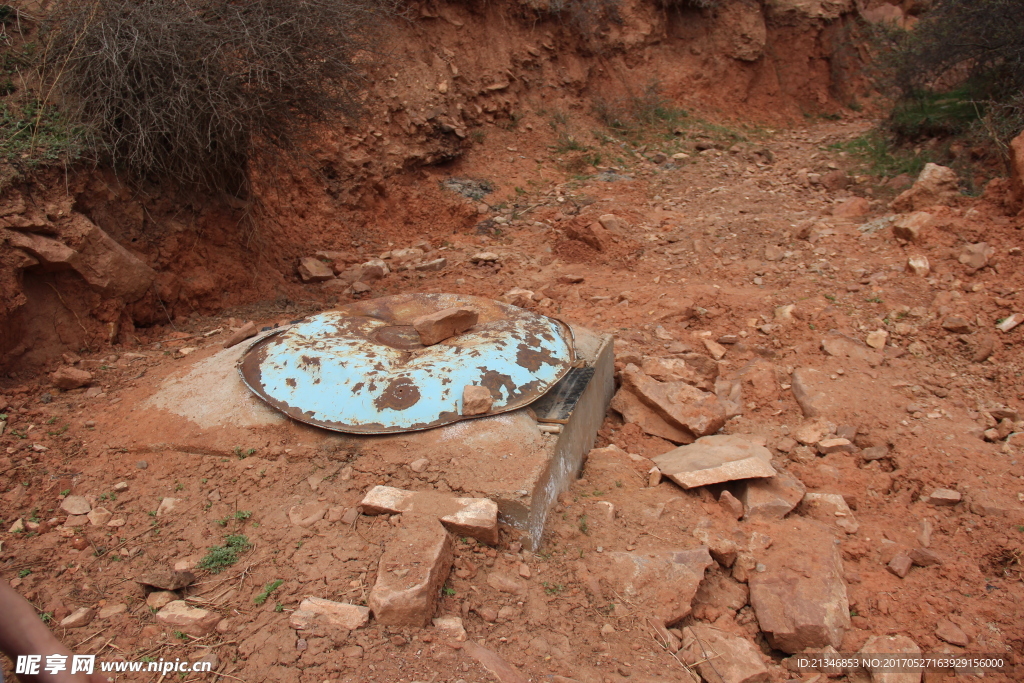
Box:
[0, 0, 869, 370]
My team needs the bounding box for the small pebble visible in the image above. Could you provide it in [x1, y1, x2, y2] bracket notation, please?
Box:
[136, 461, 148, 469]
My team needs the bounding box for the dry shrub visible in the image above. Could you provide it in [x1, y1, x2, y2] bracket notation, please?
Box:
[38, 0, 399, 196]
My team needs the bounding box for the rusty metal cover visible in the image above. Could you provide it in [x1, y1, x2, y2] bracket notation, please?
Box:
[237, 293, 576, 434]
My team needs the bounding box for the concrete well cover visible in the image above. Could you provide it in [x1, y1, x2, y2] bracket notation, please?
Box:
[238, 293, 576, 434]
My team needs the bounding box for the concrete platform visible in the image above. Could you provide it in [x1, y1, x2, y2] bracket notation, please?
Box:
[116, 322, 614, 549]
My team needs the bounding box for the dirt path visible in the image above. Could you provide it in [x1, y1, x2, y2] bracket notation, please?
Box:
[3, 118, 1023, 683]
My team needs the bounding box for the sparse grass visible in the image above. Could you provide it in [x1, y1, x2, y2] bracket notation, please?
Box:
[828, 131, 931, 179]
[197, 534, 251, 573]
[254, 579, 283, 605]
[0, 99, 84, 171]
[578, 514, 589, 535]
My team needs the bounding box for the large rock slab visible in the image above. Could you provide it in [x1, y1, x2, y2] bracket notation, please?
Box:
[621, 364, 726, 437]
[610, 386, 695, 444]
[653, 435, 775, 489]
[368, 514, 454, 627]
[359, 485, 499, 545]
[748, 518, 850, 653]
[679, 624, 769, 683]
[592, 547, 713, 626]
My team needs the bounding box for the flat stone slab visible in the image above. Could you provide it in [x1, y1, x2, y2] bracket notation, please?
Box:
[679, 625, 769, 683]
[653, 435, 776, 489]
[359, 485, 499, 545]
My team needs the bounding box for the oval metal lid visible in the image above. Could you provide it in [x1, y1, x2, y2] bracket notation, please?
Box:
[237, 293, 576, 434]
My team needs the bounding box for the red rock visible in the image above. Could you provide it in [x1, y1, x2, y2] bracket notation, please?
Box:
[832, 196, 870, 219]
[679, 625, 769, 683]
[146, 591, 177, 610]
[51, 367, 93, 390]
[935, 619, 969, 647]
[368, 514, 454, 626]
[891, 211, 933, 242]
[413, 306, 479, 346]
[222, 322, 257, 349]
[155, 601, 220, 636]
[292, 597, 369, 630]
[719, 490, 745, 519]
[594, 547, 713, 626]
[858, 635, 922, 679]
[887, 554, 912, 578]
[740, 469, 806, 520]
[891, 163, 959, 212]
[60, 607, 95, 629]
[359, 485, 499, 545]
[461, 385, 493, 415]
[462, 641, 529, 683]
[653, 435, 775, 489]
[621, 364, 726, 437]
[909, 547, 942, 567]
[610, 386, 695, 444]
[748, 519, 850, 653]
[297, 257, 334, 283]
[136, 569, 195, 591]
[486, 572, 527, 595]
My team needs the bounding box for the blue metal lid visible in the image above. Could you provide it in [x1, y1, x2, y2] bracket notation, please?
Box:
[237, 293, 576, 434]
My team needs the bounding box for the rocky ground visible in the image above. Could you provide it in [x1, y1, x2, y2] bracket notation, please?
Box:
[3, 117, 1024, 683]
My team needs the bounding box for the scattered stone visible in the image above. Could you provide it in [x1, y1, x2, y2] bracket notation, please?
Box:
[891, 163, 959, 212]
[87, 507, 112, 526]
[98, 603, 127, 619]
[793, 419, 829, 446]
[156, 497, 180, 517]
[156, 601, 220, 637]
[748, 519, 850, 653]
[501, 287, 535, 307]
[470, 252, 500, 263]
[832, 197, 870, 220]
[791, 368, 827, 418]
[653, 435, 775, 489]
[740, 469, 806, 520]
[137, 569, 196, 591]
[368, 515, 454, 626]
[293, 597, 370, 630]
[8, 518, 24, 533]
[719, 490, 745, 519]
[942, 316, 972, 333]
[958, 242, 995, 271]
[288, 502, 328, 527]
[147, 591, 178, 611]
[412, 307, 479, 346]
[61, 495, 92, 516]
[113, 481, 129, 492]
[51, 367, 93, 390]
[359, 485, 499, 545]
[908, 547, 942, 567]
[432, 615, 467, 640]
[891, 211, 933, 242]
[596, 547, 713, 625]
[297, 257, 334, 283]
[905, 255, 930, 276]
[866, 330, 888, 349]
[357, 259, 390, 282]
[64, 515, 89, 527]
[409, 458, 430, 473]
[926, 488, 961, 506]
[415, 257, 447, 272]
[60, 607, 95, 629]
[997, 314, 1024, 333]
[887, 554, 912, 578]
[558, 273, 585, 284]
[487, 572, 527, 595]
[934, 619, 969, 647]
[462, 385, 493, 416]
[703, 338, 728, 360]
[222, 322, 257, 349]
[816, 438, 855, 455]
[679, 625, 769, 683]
